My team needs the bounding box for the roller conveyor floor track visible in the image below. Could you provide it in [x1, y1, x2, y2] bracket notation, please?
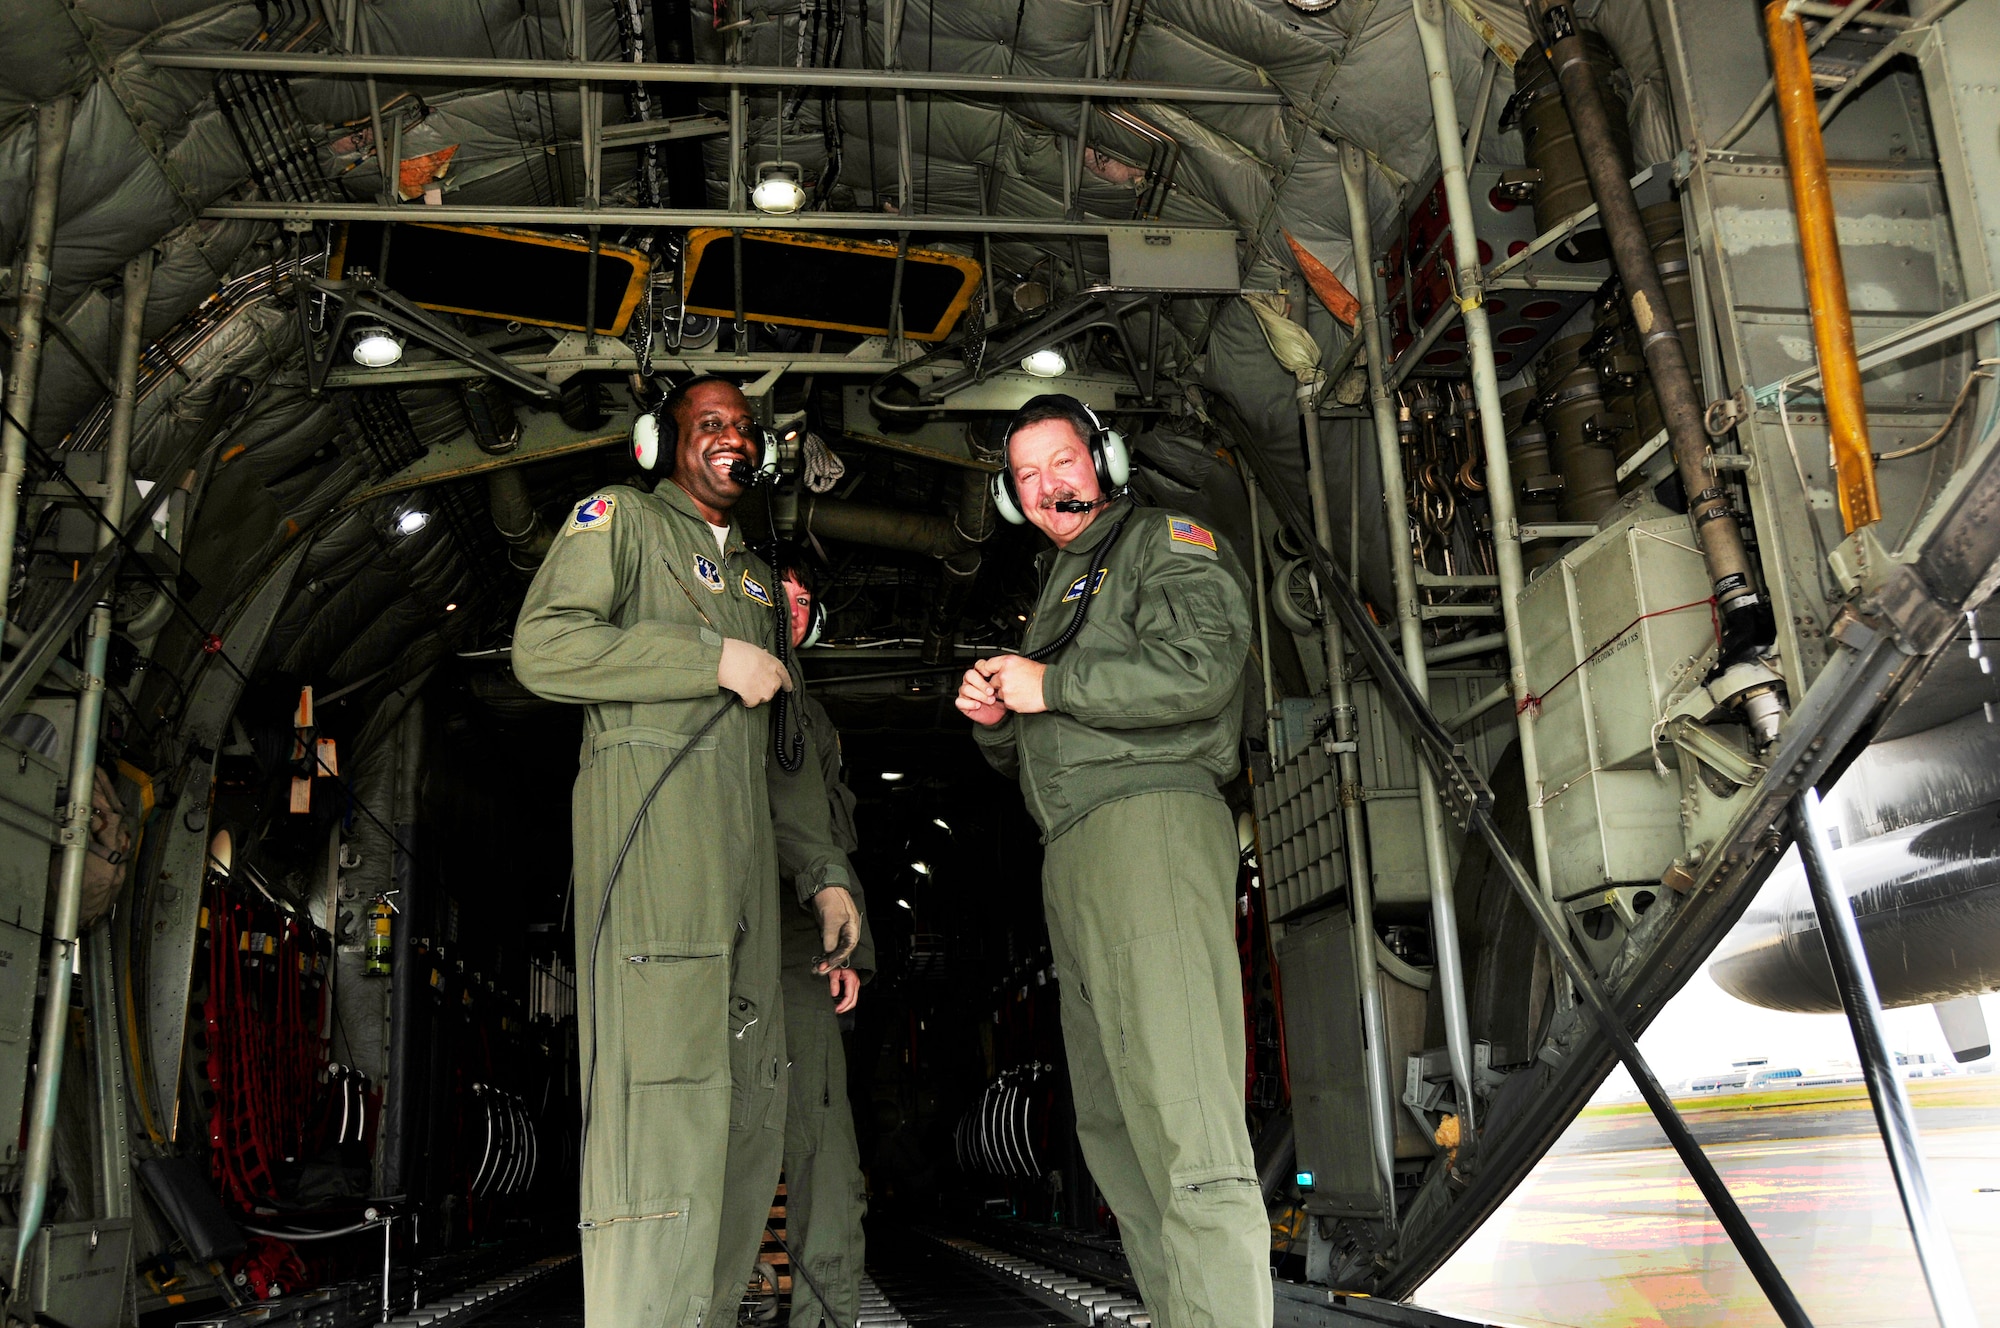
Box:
[862, 1227, 1151, 1326]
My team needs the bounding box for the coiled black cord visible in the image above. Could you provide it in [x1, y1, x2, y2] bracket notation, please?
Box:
[1025, 505, 1134, 663]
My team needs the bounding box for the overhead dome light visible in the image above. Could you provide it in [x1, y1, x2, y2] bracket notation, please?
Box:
[751, 161, 808, 215]
[910, 860, 931, 875]
[395, 507, 431, 536]
[351, 325, 405, 368]
[879, 771, 905, 782]
[931, 817, 951, 832]
[1020, 347, 1068, 378]
[896, 898, 912, 910]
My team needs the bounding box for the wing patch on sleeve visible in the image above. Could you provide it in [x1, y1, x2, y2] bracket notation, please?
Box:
[1168, 516, 1218, 558]
[566, 493, 617, 535]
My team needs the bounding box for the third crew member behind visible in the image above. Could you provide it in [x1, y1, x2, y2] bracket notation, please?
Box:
[956, 394, 1270, 1328]
[773, 557, 875, 1328]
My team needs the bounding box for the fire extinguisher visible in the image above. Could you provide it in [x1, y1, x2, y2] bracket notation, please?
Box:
[366, 896, 394, 976]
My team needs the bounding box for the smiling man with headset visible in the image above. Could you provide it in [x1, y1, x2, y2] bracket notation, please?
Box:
[513, 375, 861, 1328]
[958, 393, 1268, 1328]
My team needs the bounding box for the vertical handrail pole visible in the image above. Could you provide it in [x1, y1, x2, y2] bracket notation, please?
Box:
[0, 95, 75, 647]
[1766, 1, 1880, 532]
[1295, 404, 1399, 1208]
[12, 249, 151, 1282]
[1408, 0, 1557, 900]
[1338, 136, 1479, 1129]
[1792, 791, 1978, 1328]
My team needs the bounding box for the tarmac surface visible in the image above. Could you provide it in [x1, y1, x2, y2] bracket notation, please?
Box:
[1412, 1076, 2000, 1328]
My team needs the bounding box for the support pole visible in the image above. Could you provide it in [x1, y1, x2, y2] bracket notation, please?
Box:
[1243, 462, 1280, 763]
[1792, 791, 1978, 1328]
[12, 249, 150, 1284]
[1766, 1, 1879, 533]
[1338, 135, 1478, 1130]
[1406, 3, 1558, 896]
[0, 95, 74, 648]
[1530, 0, 1770, 665]
[1293, 410, 1397, 1208]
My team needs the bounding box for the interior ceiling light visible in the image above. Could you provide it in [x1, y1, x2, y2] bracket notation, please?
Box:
[395, 508, 431, 537]
[1020, 347, 1068, 378]
[752, 161, 807, 215]
[1284, 0, 1340, 11]
[350, 324, 405, 368]
[931, 818, 951, 831]
[880, 771, 905, 782]
[444, 602, 458, 612]
[896, 898, 912, 910]
[910, 860, 931, 875]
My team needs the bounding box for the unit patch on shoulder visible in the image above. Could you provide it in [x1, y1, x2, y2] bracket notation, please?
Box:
[566, 493, 617, 535]
[693, 553, 725, 593]
[1061, 569, 1109, 602]
[1168, 516, 1218, 558]
[740, 570, 774, 607]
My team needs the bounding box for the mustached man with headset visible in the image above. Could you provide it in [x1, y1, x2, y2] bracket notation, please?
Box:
[513, 376, 862, 1328]
[958, 394, 1270, 1328]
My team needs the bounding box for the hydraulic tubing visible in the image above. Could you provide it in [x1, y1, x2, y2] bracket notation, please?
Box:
[1338, 131, 1478, 1131]
[1243, 461, 1281, 761]
[0, 96, 74, 646]
[380, 699, 425, 1199]
[1792, 791, 1977, 1328]
[1531, 0, 1773, 666]
[13, 250, 150, 1284]
[1766, 0, 1880, 533]
[1403, 7, 1559, 898]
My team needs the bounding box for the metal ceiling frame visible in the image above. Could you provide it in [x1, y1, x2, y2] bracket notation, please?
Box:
[144, 50, 1287, 104]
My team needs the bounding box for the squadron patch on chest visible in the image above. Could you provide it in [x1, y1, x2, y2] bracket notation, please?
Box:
[565, 493, 616, 535]
[740, 570, 774, 607]
[1168, 516, 1218, 558]
[1061, 569, 1109, 602]
[693, 553, 725, 592]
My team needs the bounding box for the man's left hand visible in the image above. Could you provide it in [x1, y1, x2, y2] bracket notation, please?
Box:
[981, 654, 1049, 714]
[828, 968, 860, 1014]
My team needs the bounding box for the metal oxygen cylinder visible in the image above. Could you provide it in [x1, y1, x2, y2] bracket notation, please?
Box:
[365, 896, 393, 976]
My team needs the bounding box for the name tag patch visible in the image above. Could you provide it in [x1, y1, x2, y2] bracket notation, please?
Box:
[1061, 569, 1109, 602]
[693, 553, 725, 592]
[741, 571, 773, 606]
[566, 493, 616, 535]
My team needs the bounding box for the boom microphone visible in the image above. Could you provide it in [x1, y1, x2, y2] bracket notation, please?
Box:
[1051, 496, 1110, 513]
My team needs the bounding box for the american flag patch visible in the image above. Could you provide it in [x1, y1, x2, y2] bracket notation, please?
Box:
[1169, 518, 1217, 551]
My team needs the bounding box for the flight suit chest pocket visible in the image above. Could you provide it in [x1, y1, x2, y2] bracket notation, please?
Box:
[618, 946, 729, 1092]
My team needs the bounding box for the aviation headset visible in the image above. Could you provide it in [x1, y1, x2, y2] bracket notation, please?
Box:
[990, 394, 1131, 526]
[630, 374, 780, 481]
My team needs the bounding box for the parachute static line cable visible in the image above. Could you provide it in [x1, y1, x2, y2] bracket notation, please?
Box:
[760, 1219, 854, 1328]
[580, 695, 740, 1163]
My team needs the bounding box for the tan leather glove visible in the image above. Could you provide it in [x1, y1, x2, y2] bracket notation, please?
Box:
[810, 886, 860, 972]
[717, 637, 793, 707]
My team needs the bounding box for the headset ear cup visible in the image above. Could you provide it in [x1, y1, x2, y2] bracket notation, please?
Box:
[1097, 428, 1131, 489]
[632, 412, 660, 471]
[991, 469, 1028, 526]
[800, 599, 826, 649]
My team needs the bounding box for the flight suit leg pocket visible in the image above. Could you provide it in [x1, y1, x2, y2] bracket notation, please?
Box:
[1111, 930, 1199, 1107]
[619, 948, 729, 1091]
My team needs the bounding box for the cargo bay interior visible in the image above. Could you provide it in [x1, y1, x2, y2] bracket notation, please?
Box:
[0, 1, 1994, 1326]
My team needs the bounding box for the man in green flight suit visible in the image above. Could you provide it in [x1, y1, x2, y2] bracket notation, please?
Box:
[773, 560, 873, 1328]
[956, 394, 1269, 1328]
[513, 376, 861, 1328]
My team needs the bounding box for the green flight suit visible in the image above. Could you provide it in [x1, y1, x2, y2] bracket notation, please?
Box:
[513, 482, 853, 1328]
[778, 694, 873, 1328]
[973, 500, 1270, 1328]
